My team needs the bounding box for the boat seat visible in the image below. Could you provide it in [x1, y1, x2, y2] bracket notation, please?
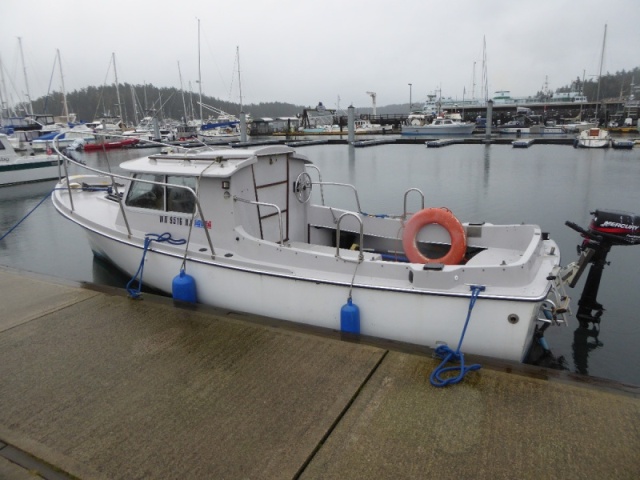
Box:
[465, 247, 522, 266]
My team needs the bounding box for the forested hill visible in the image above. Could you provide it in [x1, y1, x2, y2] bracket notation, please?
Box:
[26, 66, 640, 123]
[30, 84, 306, 124]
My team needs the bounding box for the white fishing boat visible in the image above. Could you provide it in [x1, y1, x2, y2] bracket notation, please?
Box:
[401, 117, 475, 136]
[354, 119, 392, 134]
[0, 134, 62, 186]
[561, 121, 598, 133]
[51, 143, 574, 364]
[575, 127, 611, 148]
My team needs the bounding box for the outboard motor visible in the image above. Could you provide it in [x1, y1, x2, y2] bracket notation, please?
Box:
[564, 209, 640, 325]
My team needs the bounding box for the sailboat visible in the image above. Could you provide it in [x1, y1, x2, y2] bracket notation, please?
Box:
[31, 50, 96, 152]
[575, 25, 611, 148]
[194, 21, 244, 144]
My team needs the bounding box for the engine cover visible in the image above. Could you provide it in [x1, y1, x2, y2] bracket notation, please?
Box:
[589, 209, 640, 245]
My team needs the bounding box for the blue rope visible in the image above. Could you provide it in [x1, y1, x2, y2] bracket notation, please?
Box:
[429, 285, 485, 387]
[0, 188, 54, 242]
[126, 232, 186, 298]
[1, 185, 116, 242]
[360, 211, 389, 218]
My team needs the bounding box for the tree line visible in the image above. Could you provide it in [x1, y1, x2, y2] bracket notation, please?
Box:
[17, 66, 640, 123]
[29, 84, 305, 125]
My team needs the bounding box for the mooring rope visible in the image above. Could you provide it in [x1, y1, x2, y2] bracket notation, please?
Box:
[0, 188, 55, 242]
[429, 285, 485, 387]
[126, 232, 186, 299]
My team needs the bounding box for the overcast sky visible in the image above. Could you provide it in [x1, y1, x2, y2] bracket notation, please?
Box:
[1, 0, 638, 112]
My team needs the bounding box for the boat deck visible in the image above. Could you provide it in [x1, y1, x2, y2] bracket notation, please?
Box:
[0, 266, 638, 479]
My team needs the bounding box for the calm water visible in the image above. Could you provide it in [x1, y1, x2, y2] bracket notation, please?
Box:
[1, 141, 639, 385]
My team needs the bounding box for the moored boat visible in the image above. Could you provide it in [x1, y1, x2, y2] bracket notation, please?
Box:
[31, 125, 96, 152]
[0, 134, 62, 187]
[82, 137, 140, 151]
[51, 143, 573, 363]
[575, 127, 611, 148]
[401, 117, 475, 136]
[561, 121, 598, 133]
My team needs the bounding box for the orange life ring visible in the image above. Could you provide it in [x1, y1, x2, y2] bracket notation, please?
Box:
[402, 207, 466, 265]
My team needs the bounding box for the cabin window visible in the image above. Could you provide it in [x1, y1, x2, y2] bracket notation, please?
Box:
[125, 174, 165, 210]
[166, 176, 197, 214]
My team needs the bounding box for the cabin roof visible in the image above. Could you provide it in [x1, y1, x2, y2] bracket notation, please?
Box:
[120, 145, 308, 178]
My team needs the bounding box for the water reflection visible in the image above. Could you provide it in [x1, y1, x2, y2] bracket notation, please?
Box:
[483, 144, 491, 189]
[572, 325, 603, 376]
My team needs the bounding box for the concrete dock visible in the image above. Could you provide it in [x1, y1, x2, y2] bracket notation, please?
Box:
[0, 266, 638, 479]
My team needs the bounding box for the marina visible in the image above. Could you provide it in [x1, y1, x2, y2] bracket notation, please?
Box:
[2, 4, 639, 478]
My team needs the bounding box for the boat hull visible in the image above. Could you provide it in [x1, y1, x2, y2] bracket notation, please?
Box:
[82, 138, 139, 151]
[576, 128, 611, 148]
[79, 227, 542, 363]
[0, 156, 62, 186]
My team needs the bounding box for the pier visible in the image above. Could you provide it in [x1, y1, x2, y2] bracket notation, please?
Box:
[0, 267, 638, 479]
[327, 99, 629, 131]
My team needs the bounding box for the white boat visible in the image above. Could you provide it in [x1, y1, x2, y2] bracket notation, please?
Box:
[354, 119, 392, 134]
[575, 127, 611, 148]
[122, 117, 176, 143]
[51, 143, 571, 363]
[198, 122, 240, 143]
[31, 124, 96, 152]
[401, 117, 475, 136]
[561, 121, 597, 133]
[0, 134, 62, 186]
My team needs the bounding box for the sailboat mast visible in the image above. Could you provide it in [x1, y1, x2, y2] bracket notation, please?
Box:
[595, 24, 607, 121]
[112, 52, 124, 129]
[18, 37, 33, 115]
[130, 84, 139, 126]
[177, 61, 188, 122]
[579, 69, 586, 119]
[236, 46, 243, 112]
[472, 61, 476, 102]
[197, 18, 203, 123]
[0, 55, 10, 118]
[481, 36, 488, 103]
[56, 49, 69, 123]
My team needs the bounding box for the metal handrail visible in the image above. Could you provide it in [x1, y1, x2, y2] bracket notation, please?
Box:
[403, 188, 425, 219]
[335, 212, 364, 262]
[52, 139, 216, 258]
[233, 196, 285, 246]
[310, 181, 362, 213]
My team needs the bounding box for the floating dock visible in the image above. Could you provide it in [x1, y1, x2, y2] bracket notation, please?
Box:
[426, 139, 459, 148]
[512, 138, 535, 148]
[0, 267, 638, 479]
[352, 138, 395, 148]
[285, 139, 330, 147]
[611, 139, 636, 149]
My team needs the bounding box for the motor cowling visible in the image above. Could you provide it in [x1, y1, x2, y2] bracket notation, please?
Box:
[588, 209, 640, 246]
[565, 210, 640, 325]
